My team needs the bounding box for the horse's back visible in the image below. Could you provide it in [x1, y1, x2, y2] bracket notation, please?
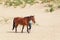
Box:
[13, 17, 28, 25]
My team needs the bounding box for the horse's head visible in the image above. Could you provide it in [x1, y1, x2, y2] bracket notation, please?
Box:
[30, 16, 36, 23]
[24, 16, 36, 23]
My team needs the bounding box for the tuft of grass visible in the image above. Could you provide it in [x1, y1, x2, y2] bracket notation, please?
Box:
[4, 0, 38, 8]
[50, 7, 54, 12]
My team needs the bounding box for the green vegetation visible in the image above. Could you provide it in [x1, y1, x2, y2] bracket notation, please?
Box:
[40, 0, 60, 12]
[0, 0, 60, 12]
[4, 0, 38, 8]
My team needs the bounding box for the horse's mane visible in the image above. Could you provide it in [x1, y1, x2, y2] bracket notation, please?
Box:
[24, 16, 34, 18]
[24, 16, 30, 18]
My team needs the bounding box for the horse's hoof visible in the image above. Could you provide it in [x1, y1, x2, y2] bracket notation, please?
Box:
[15, 31, 17, 33]
[28, 32, 29, 33]
[21, 32, 23, 33]
[21, 31, 23, 33]
[27, 31, 30, 33]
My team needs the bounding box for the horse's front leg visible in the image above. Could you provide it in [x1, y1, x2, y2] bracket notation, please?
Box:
[21, 25, 24, 33]
[27, 25, 30, 33]
[28, 23, 32, 30]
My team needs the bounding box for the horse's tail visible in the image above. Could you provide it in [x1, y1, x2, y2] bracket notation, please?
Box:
[12, 20, 15, 30]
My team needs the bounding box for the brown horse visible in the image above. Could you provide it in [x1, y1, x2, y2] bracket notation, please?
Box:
[12, 16, 35, 33]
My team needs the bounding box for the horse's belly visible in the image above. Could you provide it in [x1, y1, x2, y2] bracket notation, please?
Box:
[19, 21, 28, 25]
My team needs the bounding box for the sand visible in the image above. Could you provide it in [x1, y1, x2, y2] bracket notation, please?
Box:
[0, 3, 60, 40]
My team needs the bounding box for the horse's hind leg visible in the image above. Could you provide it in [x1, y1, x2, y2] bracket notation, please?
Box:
[15, 24, 18, 33]
[21, 25, 24, 33]
[12, 21, 15, 30]
[15, 27, 17, 33]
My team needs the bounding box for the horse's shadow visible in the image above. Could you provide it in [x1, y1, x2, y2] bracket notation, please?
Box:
[7, 31, 27, 33]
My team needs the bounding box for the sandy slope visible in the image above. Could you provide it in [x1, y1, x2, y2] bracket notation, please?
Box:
[0, 4, 60, 40]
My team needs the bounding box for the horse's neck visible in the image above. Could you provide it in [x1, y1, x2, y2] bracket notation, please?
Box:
[28, 19, 32, 23]
[24, 18, 30, 23]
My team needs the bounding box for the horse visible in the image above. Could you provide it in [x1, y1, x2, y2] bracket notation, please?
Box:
[12, 16, 35, 33]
